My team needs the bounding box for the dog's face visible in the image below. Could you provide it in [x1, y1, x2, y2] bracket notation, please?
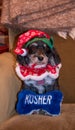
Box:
[17, 40, 61, 67]
[27, 41, 51, 68]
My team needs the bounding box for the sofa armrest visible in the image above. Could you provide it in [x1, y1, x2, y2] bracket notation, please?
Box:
[0, 104, 75, 130]
[0, 52, 21, 123]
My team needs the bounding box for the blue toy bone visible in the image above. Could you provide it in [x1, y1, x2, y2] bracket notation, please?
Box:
[16, 90, 63, 116]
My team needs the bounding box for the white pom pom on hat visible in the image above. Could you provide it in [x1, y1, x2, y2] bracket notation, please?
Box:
[14, 48, 28, 56]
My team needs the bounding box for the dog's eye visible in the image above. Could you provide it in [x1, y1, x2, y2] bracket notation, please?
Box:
[45, 46, 51, 56]
[29, 45, 37, 54]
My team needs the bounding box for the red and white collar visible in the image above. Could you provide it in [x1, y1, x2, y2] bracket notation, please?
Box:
[15, 63, 62, 81]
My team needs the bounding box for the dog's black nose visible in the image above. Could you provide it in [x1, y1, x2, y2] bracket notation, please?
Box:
[38, 56, 43, 61]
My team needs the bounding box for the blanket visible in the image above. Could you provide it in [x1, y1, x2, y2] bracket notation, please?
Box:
[1, 0, 75, 39]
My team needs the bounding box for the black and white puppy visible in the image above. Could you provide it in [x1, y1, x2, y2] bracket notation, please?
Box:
[17, 40, 61, 94]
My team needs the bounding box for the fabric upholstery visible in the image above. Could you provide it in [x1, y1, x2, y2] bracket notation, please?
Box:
[0, 104, 75, 130]
[0, 52, 21, 123]
[53, 35, 75, 103]
[1, 0, 75, 33]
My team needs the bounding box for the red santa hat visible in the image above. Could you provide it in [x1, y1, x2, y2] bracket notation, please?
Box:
[14, 30, 52, 56]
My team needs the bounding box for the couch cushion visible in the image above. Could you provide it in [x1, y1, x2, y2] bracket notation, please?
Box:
[0, 52, 21, 123]
[54, 35, 75, 103]
[0, 104, 75, 130]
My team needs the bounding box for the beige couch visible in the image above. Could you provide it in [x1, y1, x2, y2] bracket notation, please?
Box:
[0, 35, 75, 130]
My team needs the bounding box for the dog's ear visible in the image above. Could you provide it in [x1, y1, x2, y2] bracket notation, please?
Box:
[17, 55, 30, 66]
[48, 47, 61, 66]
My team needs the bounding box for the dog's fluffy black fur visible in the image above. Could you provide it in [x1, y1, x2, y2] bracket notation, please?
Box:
[17, 40, 61, 94]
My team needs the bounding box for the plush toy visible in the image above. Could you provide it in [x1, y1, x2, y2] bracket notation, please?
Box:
[14, 30, 63, 116]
